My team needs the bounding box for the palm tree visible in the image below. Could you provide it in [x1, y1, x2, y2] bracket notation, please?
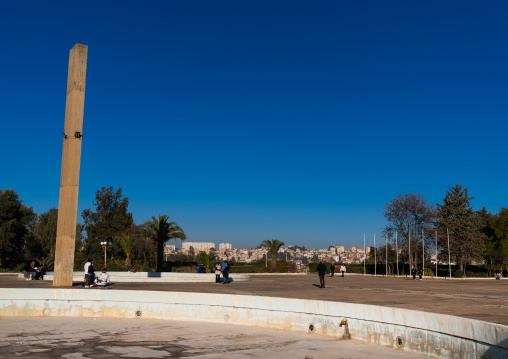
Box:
[115, 233, 133, 267]
[143, 215, 186, 272]
[197, 251, 217, 271]
[260, 239, 285, 270]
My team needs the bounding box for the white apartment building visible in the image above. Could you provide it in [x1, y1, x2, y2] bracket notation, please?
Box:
[336, 246, 345, 253]
[164, 244, 176, 251]
[219, 243, 232, 250]
[182, 242, 216, 252]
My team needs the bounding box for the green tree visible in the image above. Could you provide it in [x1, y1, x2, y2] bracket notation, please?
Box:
[488, 208, 508, 272]
[81, 187, 134, 260]
[197, 251, 217, 270]
[436, 184, 484, 277]
[260, 239, 285, 270]
[383, 192, 436, 267]
[143, 215, 186, 272]
[33, 208, 58, 259]
[188, 246, 195, 259]
[115, 233, 134, 267]
[0, 189, 36, 268]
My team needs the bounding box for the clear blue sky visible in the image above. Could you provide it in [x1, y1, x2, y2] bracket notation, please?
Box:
[1, 1, 507, 249]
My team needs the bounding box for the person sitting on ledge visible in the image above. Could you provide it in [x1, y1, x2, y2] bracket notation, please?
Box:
[128, 265, 137, 273]
[95, 268, 110, 287]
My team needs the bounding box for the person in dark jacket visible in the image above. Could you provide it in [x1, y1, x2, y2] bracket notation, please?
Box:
[221, 261, 230, 284]
[330, 264, 335, 277]
[411, 266, 416, 280]
[317, 262, 327, 288]
[418, 266, 423, 280]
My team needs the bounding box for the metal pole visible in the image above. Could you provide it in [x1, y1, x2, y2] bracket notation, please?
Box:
[409, 230, 411, 274]
[104, 245, 107, 266]
[265, 253, 267, 267]
[435, 230, 438, 278]
[422, 228, 424, 279]
[374, 234, 376, 277]
[385, 233, 388, 277]
[447, 228, 451, 279]
[363, 233, 366, 276]
[396, 231, 399, 277]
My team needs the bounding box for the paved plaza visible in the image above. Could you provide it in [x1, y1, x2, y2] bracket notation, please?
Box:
[1, 273, 507, 325]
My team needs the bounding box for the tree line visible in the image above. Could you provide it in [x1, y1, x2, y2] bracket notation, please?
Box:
[0, 186, 186, 272]
[382, 184, 507, 277]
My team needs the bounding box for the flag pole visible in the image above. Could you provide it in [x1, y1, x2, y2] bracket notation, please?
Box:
[447, 228, 451, 280]
[374, 234, 376, 277]
[363, 233, 366, 276]
[435, 230, 438, 279]
[396, 231, 399, 277]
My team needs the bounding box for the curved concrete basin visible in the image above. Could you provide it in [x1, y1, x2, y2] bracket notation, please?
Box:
[1, 288, 507, 358]
[18, 271, 250, 283]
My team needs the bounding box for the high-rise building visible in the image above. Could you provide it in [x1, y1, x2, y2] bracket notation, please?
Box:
[329, 246, 336, 254]
[182, 242, 215, 252]
[219, 243, 232, 250]
[336, 246, 345, 253]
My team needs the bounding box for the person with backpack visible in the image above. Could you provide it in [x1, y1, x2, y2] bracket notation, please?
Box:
[84, 259, 95, 288]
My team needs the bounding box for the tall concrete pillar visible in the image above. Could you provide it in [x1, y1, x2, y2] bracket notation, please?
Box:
[53, 44, 88, 287]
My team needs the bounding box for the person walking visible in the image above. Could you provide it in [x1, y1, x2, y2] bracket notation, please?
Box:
[317, 261, 326, 288]
[330, 264, 335, 277]
[411, 266, 416, 280]
[340, 264, 346, 277]
[215, 262, 222, 283]
[84, 259, 95, 288]
[418, 266, 423, 280]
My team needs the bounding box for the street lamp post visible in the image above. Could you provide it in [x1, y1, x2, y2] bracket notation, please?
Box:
[100, 241, 111, 266]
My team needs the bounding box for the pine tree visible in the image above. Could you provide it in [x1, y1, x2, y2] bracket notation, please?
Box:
[436, 184, 484, 277]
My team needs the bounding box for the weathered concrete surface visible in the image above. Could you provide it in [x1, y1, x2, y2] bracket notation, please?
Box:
[2, 274, 506, 325]
[0, 317, 429, 359]
[1, 289, 507, 358]
[54, 43, 88, 287]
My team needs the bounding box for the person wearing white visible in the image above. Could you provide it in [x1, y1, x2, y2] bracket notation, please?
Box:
[340, 265, 346, 277]
[95, 268, 110, 286]
[83, 259, 94, 288]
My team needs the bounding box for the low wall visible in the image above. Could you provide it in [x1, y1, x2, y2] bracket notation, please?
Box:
[18, 271, 250, 283]
[1, 289, 506, 359]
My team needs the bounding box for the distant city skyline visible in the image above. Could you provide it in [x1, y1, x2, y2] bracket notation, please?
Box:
[1, 1, 506, 249]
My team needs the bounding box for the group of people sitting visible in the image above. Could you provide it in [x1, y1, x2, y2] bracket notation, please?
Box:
[23, 261, 47, 281]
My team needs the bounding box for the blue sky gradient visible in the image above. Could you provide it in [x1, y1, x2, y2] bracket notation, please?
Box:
[1, 1, 507, 249]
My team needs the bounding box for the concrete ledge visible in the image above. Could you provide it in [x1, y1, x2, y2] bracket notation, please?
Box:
[17, 271, 250, 283]
[1, 289, 507, 358]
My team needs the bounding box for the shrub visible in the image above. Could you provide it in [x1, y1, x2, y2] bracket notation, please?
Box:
[424, 268, 434, 276]
[453, 269, 464, 278]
